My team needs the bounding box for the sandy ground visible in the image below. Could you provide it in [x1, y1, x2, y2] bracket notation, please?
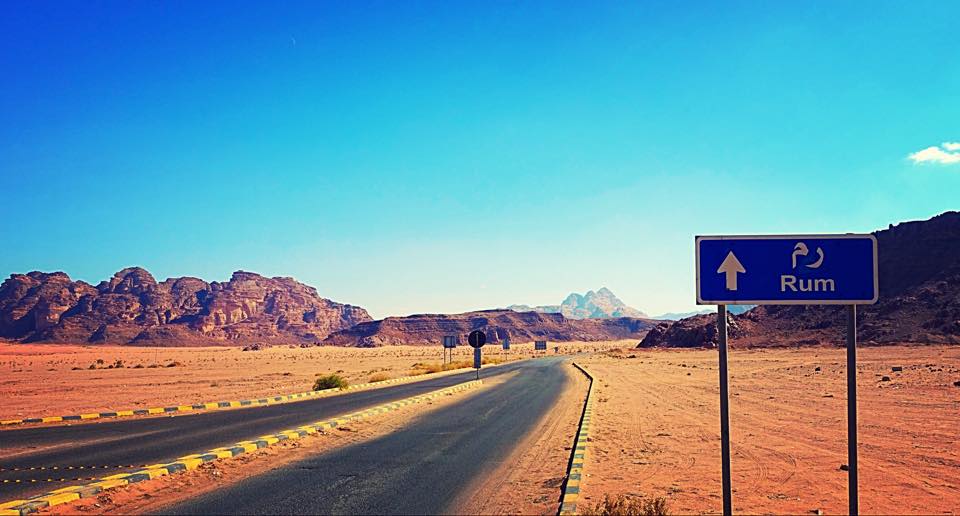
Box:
[0, 341, 624, 422]
[42, 379, 492, 515]
[577, 345, 960, 515]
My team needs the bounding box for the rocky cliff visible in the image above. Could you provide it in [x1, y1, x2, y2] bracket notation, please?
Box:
[639, 211, 960, 348]
[323, 309, 656, 347]
[0, 268, 372, 345]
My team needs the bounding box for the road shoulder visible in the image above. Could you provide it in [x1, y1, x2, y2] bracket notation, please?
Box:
[453, 361, 588, 515]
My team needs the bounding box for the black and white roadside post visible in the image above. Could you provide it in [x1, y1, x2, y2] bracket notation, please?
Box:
[697, 234, 878, 516]
[468, 330, 486, 380]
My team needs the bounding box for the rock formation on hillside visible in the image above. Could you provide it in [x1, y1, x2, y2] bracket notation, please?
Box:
[638, 312, 749, 348]
[509, 287, 648, 319]
[639, 211, 960, 348]
[0, 268, 372, 345]
[323, 309, 655, 347]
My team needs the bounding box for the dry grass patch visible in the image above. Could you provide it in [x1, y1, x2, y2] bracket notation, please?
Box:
[367, 372, 392, 383]
[584, 494, 668, 516]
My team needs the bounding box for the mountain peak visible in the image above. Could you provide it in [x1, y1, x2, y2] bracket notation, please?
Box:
[510, 288, 648, 319]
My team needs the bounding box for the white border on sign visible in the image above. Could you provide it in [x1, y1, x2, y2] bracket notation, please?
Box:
[694, 234, 879, 305]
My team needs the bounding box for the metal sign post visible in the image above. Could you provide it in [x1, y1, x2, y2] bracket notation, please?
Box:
[696, 234, 877, 516]
[717, 304, 733, 516]
[468, 330, 485, 380]
[442, 336, 456, 365]
[847, 305, 858, 515]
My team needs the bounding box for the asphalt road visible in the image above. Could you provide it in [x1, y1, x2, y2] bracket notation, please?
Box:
[0, 359, 543, 500]
[165, 356, 571, 515]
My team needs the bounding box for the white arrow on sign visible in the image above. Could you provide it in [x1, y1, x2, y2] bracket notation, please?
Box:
[717, 251, 746, 291]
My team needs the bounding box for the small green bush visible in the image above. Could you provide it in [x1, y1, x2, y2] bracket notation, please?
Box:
[313, 374, 349, 391]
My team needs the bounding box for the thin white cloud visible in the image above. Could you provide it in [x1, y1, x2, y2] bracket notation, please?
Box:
[908, 142, 960, 165]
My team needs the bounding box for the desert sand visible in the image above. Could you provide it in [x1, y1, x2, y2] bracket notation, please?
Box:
[6, 341, 956, 515]
[0, 341, 623, 422]
[577, 345, 960, 515]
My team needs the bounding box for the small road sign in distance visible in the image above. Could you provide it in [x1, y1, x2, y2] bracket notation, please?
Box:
[696, 234, 878, 305]
[442, 336, 457, 348]
[534, 340, 547, 351]
[502, 338, 510, 350]
[468, 330, 486, 348]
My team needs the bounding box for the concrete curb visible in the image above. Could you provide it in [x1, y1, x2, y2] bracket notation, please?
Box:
[559, 363, 594, 515]
[0, 360, 510, 427]
[0, 379, 483, 516]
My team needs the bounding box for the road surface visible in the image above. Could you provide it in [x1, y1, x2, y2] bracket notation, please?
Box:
[0, 358, 557, 500]
[165, 356, 571, 515]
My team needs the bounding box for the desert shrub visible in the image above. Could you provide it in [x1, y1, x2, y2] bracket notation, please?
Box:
[368, 372, 392, 383]
[95, 358, 105, 365]
[113, 360, 124, 369]
[584, 494, 668, 516]
[165, 361, 183, 368]
[313, 374, 348, 391]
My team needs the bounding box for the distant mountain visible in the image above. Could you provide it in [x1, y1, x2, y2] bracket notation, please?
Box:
[324, 309, 655, 347]
[654, 305, 755, 320]
[508, 287, 648, 319]
[0, 268, 371, 346]
[640, 211, 960, 348]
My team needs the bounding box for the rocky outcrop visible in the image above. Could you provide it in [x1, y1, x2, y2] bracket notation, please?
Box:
[0, 268, 372, 345]
[323, 309, 656, 347]
[509, 287, 648, 319]
[640, 211, 960, 348]
[638, 312, 748, 348]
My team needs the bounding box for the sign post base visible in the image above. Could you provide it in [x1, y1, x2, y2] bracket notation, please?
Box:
[718, 305, 733, 516]
[847, 305, 859, 515]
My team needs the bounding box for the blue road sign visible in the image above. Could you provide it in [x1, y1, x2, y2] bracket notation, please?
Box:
[696, 234, 878, 305]
[534, 340, 547, 350]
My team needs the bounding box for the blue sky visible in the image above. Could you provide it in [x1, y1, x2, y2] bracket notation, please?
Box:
[1, 1, 958, 318]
